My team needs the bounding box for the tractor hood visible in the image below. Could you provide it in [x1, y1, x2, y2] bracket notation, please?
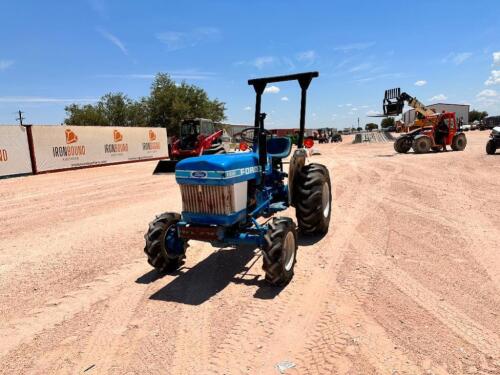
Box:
[175, 152, 261, 186]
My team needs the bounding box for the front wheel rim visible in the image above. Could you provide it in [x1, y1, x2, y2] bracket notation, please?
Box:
[322, 183, 330, 218]
[283, 232, 296, 272]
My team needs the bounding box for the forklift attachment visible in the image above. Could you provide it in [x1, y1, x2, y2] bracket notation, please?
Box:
[383, 88, 405, 116]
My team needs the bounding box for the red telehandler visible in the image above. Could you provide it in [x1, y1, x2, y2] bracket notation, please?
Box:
[154, 118, 226, 173]
[383, 88, 467, 154]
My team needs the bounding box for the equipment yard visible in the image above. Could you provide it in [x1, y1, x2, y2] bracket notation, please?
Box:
[1, 131, 499, 375]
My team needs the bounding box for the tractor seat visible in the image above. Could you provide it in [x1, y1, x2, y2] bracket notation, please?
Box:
[267, 137, 292, 159]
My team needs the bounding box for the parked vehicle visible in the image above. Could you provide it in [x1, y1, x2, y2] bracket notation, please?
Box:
[486, 126, 500, 154]
[483, 116, 500, 130]
[144, 72, 332, 286]
[382, 88, 467, 154]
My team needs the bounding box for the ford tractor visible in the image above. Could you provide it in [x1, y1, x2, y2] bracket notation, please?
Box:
[144, 72, 332, 285]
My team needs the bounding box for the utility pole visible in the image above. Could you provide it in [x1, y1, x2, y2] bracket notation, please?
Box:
[16, 110, 25, 126]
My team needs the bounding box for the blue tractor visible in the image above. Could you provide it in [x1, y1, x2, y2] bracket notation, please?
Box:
[144, 72, 332, 285]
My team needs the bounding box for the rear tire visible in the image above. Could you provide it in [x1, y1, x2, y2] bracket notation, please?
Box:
[262, 217, 298, 286]
[295, 163, 332, 235]
[451, 133, 467, 151]
[486, 139, 496, 155]
[413, 136, 431, 154]
[144, 212, 187, 273]
[394, 136, 411, 153]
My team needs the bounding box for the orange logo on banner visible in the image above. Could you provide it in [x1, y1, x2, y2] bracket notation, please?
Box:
[0, 149, 7, 162]
[65, 129, 78, 144]
[113, 130, 123, 142]
[148, 130, 157, 141]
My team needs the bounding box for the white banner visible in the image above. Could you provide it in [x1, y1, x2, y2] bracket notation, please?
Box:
[31, 126, 168, 172]
[0, 126, 32, 177]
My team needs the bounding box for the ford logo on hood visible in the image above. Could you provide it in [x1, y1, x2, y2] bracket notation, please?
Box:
[191, 171, 207, 178]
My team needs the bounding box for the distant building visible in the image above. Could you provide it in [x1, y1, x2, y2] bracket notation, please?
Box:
[402, 103, 470, 125]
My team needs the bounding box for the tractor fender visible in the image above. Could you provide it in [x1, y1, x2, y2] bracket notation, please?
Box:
[288, 148, 307, 207]
[413, 134, 430, 141]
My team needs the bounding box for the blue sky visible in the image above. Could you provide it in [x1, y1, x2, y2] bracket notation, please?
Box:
[1, 0, 500, 128]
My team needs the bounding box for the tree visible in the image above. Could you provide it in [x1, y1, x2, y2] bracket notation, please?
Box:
[64, 73, 226, 131]
[147, 73, 225, 134]
[381, 117, 395, 129]
[365, 123, 378, 131]
[64, 93, 148, 126]
[469, 109, 488, 123]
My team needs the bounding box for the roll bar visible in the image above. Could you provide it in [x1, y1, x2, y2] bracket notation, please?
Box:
[248, 72, 319, 172]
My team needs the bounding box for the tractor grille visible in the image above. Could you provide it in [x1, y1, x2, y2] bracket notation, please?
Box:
[180, 184, 234, 215]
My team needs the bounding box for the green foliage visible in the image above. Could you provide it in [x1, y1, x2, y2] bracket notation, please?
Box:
[381, 117, 395, 128]
[64, 73, 225, 132]
[64, 93, 148, 126]
[147, 73, 225, 134]
[365, 123, 378, 131]
[469, 109, 488, 123]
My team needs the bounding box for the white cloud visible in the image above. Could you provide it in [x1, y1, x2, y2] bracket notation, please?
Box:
[97, 28, 128, 55]
[253, 56, 276, 69]
[476, 89, 499, 107]
[296, 50, 316, 65]
[334, 42, 375, 52]
[485, 70, 500, 85]
[477, 89, 497, 98]
[349, 63, 371, 73]
[429, 94, 448, 101]
[264, 85, 280, 94]
[366, 110, 379, 116]
[453, 52, 472, 65]
[243, 106, 252, 111]
[442, 52, 472, 65]
[0, 96, 98, 103]
[354, 72, 404, 83]
[281, 96, 289, 101]
[493, 52, 500, 66]
[0, 60, 14, 71]
[97, 70, 216, 80]
[156, 27, 220, 51]
[415, 80, 427, 86]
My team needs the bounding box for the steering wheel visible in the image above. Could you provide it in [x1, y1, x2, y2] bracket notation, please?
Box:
[239, 127, 272, 143]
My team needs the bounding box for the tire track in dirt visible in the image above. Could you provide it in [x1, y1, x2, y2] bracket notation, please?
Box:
[348, 232, 500, 372]
[294, 160, 425, 375]
[73, 271, 154, 374]
[0, 259, 149, 358]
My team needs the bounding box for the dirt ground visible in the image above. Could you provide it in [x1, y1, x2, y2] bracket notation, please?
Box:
[1, 131, 499, 375]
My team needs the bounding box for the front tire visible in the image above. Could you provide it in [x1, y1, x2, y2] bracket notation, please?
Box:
[413, 136, 431, 154]
[394, 136, 411, 153]
[262, 218, 298, 286]
[295, 163, 332, 235]
[486, 139, 497, 155]
[451, 133, 467, 151]
[144, 212, 187, 273]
